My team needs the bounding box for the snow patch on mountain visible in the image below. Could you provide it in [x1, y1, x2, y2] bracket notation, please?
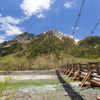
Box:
[51, 28, 80, 43]
[39, 28, 80, 43]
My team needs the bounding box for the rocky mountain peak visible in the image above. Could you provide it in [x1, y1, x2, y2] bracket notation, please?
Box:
[13, 32, 35, 43]
[0, 32, 35, 47]
[37, 28, 80, 43]
[51, 28, 57, 33]
[50, 28, 61, 36]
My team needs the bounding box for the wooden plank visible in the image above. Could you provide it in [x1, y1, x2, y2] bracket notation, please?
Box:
[72, 63, 81, 80]
[80, 71, 92, 88]
[88, 62, 91, 72]
[82, 67, 88, 70]
[97, 96, 100, 100]
[90, 79, 100, 85]
[91, 75, 100, 78]
[56, 61, 100, 88]
[91, 66, 100, 69]
[65, 64, 71, 75]
[63, 64, 68, 74]
[90, 62, 100, 64]
[68, 69, 74, 77]
[92, 71, 100, 73]
[68, 64, 75, 77]
[78, 75, 85, 78]
[80, 64, 88, 65]
[72, 71, 80, 80]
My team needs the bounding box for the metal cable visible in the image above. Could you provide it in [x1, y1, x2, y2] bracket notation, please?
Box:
[72, 0, 85, 36]
[89, 19, 100, 36]
[89, 0, 100, 36]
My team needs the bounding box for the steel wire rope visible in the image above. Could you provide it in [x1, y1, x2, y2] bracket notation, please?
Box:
[71, 0, 85, 62]
[89, 0, 100, 36]
[89, 19, 100, 36]
[72, 0, 85, 36]
[89, 0, 100, 58]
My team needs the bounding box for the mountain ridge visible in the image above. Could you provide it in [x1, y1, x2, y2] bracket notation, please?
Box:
[1, 28, 100, 48]
[0, 29, 100, 59]
[0, 28, 80, 47]
[37, 28, 80, 43]
[0, 32, 35, 47]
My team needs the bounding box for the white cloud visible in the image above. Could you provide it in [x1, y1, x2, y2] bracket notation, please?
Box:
[0, 36, 5, 39]
[0, 14, 2, 17]
[0, 35, 5, 43]
[0, 0, 55, 42]
[37, 14, 45, 18]
[0, 15, 24, 37]
[71, 26, 80, 30]
[0, 16, 21, 25]
[1, 24, 23, 36]
[20, 0, 55, 18]
[75, 27, 79, 30]
[0, 39, 5, 43]
[64, 0, 77, 9]
[71, 27, 74, 29]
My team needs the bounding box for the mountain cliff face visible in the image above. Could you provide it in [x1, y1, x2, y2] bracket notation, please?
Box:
[37, 28, 80, 43]
[0, 32, 35, 47]
[13, 32, 35, 43]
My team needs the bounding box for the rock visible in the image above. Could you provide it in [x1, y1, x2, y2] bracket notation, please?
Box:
[13, 91, 29, 98]
[0, 32, 35, 47]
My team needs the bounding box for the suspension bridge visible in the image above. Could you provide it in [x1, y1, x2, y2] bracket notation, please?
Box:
[56, 0, 100, 99]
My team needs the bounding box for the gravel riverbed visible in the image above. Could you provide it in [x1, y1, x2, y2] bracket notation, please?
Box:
[0, 70, 100, 100]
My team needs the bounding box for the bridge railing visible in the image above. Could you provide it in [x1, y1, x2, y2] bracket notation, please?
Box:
[56, 62, 100, 88]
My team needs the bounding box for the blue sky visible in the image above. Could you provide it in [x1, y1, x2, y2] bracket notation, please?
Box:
[0, 0, 100, 43]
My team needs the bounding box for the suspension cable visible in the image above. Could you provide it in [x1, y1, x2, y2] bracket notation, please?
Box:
[89, 19, 100, 36]
[89, 0, 100, 36]
[72, 0, 85, 36]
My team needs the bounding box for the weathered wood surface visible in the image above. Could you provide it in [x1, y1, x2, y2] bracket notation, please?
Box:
[56, 62, 100, 88]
